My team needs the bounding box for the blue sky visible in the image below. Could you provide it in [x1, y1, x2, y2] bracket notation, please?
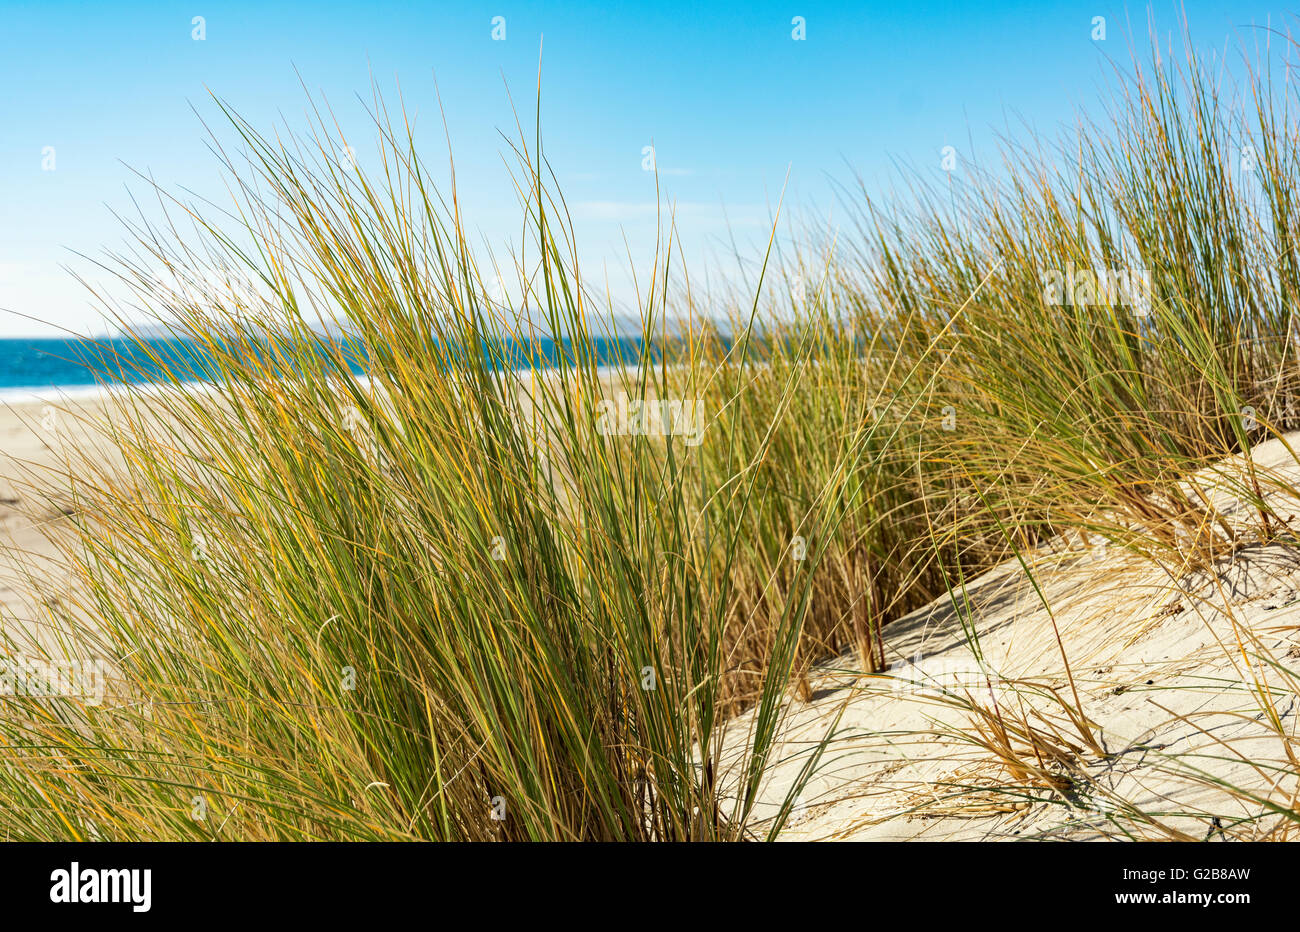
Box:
[0, 0, 1289, 335]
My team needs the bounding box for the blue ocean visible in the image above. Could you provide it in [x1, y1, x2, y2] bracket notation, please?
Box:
[0, 337, 345, 402]
[0, 335, 648, 402]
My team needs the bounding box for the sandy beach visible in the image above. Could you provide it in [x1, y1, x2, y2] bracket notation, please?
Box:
[1, 398, 75, 638]
[0, 393, 138, 652]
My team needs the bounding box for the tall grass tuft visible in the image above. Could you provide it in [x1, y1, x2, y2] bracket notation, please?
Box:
[0, 88, 916, 841]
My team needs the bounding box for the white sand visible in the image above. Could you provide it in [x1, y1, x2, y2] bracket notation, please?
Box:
[0, 394, 125, 649]
[724, 433, 1300, 840]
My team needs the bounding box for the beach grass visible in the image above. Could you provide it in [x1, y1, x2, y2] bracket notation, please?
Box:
[3, 33, 1300, 840]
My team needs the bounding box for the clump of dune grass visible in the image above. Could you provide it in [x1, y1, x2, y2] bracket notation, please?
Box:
[0, 86, 949, 840]
[792, 29, 1300, 838]
[844, 31, 1300, 575]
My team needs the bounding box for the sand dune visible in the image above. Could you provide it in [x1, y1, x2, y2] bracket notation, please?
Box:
[727, 434, 1300, 840]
